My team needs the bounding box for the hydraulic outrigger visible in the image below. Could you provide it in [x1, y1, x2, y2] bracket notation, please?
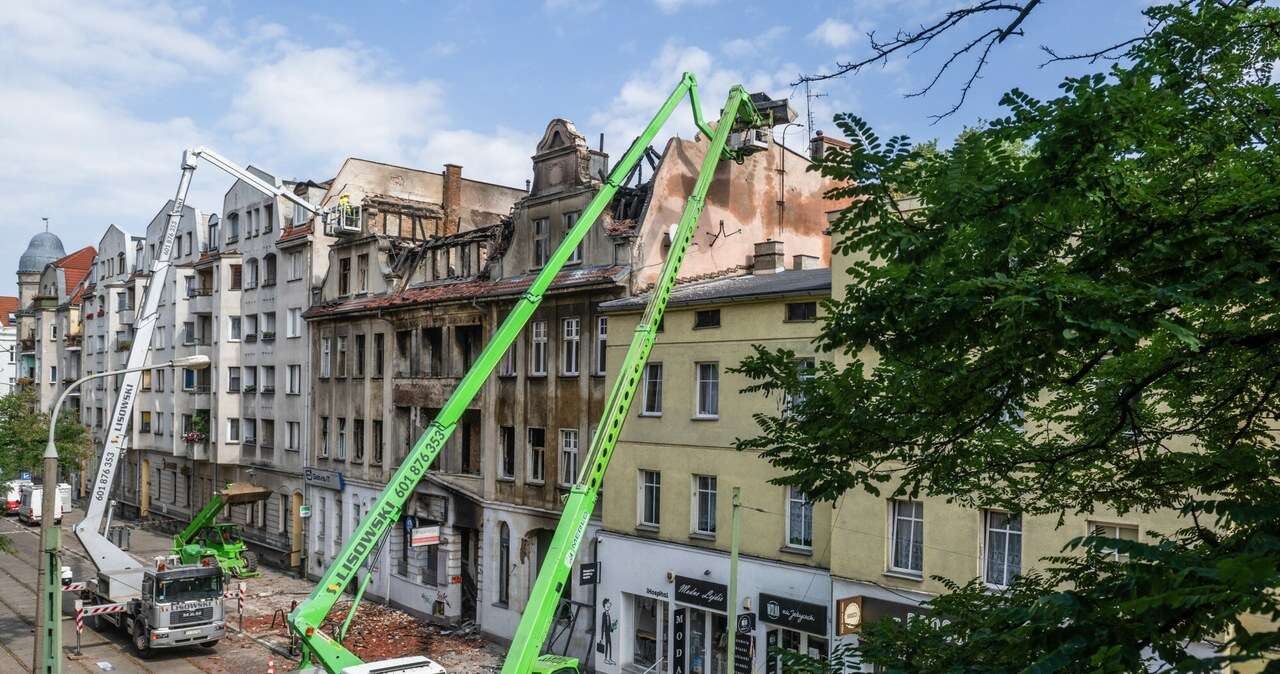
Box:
[287, 72, 777, 674]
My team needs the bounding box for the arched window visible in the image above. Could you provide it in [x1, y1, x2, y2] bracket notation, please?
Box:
[263, 253, 277, 286]
[498, 522, 510, 605]
[245, 258, 259, 289]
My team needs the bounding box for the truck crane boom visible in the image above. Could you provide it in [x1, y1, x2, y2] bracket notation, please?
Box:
[74, 148, 323, 581]
[287, 72, 774, 674]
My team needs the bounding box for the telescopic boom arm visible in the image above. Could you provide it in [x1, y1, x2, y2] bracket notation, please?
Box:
[288, 72, 763, 674]
[500, 83, 764, 674]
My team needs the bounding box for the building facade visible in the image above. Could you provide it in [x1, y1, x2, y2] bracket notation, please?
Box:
[596, 261, 834, 674]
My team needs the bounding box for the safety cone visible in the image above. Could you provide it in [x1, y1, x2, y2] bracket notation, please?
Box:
[267, 656, 275, 674]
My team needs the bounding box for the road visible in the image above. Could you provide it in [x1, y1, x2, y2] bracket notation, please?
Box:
[0, 512, 227, 674]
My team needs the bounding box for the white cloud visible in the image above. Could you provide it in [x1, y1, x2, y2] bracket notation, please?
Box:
[0, 1, 233, 90]
[810, 18, 859, 49]
[418, 128, 537, 188]
[654, 0, 717, 13]
[224, 46, 445, 172]
[589, 41, 791, 161]
[722, 26, 788, 58]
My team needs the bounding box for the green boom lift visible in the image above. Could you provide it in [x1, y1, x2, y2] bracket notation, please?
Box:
[173, 482, 272, 578]
[287, 72, 782, 674]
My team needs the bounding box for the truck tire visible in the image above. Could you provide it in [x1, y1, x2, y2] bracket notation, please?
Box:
[131, 619, 152, 658]
[241, 550, 258, 574]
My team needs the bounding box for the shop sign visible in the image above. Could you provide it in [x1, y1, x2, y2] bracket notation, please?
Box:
[734, 634, 753, 674]
[764, 630, 780, 674]
[672, 609, 687, 674]
[579, 562, 599, 586]
[674, 575, 727, 612]
[759, 593, 827, 636]
[299, 504, 311, 518]
[410, 526, 440, 547]
[835, 595, 930, 635]
[736, 613, 755, 635]
[303, 467, 344, 491]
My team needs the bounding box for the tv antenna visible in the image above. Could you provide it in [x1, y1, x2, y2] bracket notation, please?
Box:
[804, 81, 827, 141]
[706, 219, 741, 248]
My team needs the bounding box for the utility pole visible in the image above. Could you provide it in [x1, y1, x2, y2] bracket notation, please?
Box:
[33, 434, 61, 674]
[726, 486, 742, 674]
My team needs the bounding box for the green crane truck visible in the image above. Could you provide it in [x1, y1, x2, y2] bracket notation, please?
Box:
[173, 482, 272, 578]
[286, 72, 786, 674]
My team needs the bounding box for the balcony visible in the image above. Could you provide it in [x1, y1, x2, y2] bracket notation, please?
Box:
[115, 340, 133, 352]
[188, 288, 214, 314]
[242, 385, 257, 394]
[260, 331, 275, 342]
[260, 385, 275, 395]
[244, 333, 258, 343]
[392, 375, 476, 410]
[64, 335, 82, 350]
[19, 338, 35, 352]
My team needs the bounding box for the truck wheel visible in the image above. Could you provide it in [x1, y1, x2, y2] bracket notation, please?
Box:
[131, 620, 152, 658]
[241, 550, 258, 574]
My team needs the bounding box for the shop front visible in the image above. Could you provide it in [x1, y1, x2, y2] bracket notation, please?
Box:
[830, 577, 935, 672]
[596, 531, 831, 674]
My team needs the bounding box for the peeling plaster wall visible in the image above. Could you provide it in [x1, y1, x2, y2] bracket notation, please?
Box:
[632, 135, 846, 290]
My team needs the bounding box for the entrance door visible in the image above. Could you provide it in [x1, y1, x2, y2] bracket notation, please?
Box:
[459, 527, 477, 621]
[685, 609, 729, 674]
[764, 627, 829, 672]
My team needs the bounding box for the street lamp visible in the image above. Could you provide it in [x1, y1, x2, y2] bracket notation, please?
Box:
[34, 354, 210, 673]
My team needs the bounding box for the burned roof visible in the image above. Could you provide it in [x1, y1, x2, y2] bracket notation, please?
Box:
[305, 264, 627, 319]
[600, 267, 830, 312]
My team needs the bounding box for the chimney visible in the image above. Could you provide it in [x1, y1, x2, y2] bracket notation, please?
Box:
[792, 254, 819, 270]
[753, 240, 785, 275]
[442, 163, 463, 235]
[809, 130, 847, 162]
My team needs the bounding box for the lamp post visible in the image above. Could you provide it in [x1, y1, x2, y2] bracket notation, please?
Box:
[34, 354, 210, 674]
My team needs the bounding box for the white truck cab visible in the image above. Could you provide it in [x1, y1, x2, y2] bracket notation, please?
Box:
[18, 483, 72, 525]
[4, 479, 32, 515]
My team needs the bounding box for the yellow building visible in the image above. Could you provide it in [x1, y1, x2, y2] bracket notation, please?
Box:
[598, 244, 833, 674]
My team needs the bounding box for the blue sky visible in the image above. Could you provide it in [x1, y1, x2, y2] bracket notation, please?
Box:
[1, 0, 1155, 297]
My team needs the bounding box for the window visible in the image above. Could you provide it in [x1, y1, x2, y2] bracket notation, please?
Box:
[183, 321, 195, 345]
[561, 318, 580, 375]
[155, 368, 165, 392]
[1088, 521, 1138, 561]
[564, 212, 582, 263]
[263, 311, 276, 336]
[227, 417, 241, 443]
[228, 367, 241, 392]
[261, 365, 275, 392]
[695, 362, 719, 418]
[527, 427, 546, 483]
[641, 363, 663, 415]
[373, 334, 385, 377]
[245, 258, 259, 288]
[694, 309, 721, 329]
[287, 307, 302, 338]
[230, 264, 242, 290]
[787, 488, 814, 549]
[356, 254, 369, 293]
[353, 419, 365, 461]
[530, 321, 547, 376]
[140, 411, 152, 433]
[559, 429, 579, 486]
[354, 334, 366, 377]
[984, 511, 1022, 587]
[288, 251, 302, 280]
[693, 475, 717, 535]
[335, 496, 343, 545]
[336, 336, 348, 377]
[154, 412, 164, 435]
[499, 426, 516, 479]
[372, 420, 383, 464]
[499, 341, 517, 377]
[786, 301, 818, 322]
[785, 357, 817, 413]
[532, 218, 549, 267]
[229, 315, 242, 341]
[287, 421, 301, 451]
[498, 523, 511, 606]
[319, 416, 330, 457]
[287, 364, 302, 394]
[890, 500, 924, 574]
[243, 417, 257, 444]
[141, 369, 152, 391]
[336, 418, 347, 460]
[320, 337, 331, 377]
[594, 317, 607, 375]
[182, 368, 196, 391]
[639, 470, 661, 527]
[338, 257, 351, 295]
[155, 326, 166, 349]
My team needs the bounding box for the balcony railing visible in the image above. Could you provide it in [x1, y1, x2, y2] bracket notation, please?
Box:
[260, 331, 276, 342]
[260, 385, 275, 395]
[186, 286, 213, 298]
[244, 334, 258, 343]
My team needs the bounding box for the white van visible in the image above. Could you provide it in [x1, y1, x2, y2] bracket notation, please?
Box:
[18, 483, 72, 525]
[4, 479, 32, 515]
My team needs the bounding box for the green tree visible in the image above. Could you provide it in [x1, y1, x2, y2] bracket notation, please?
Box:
[0, 388, 92, 552]
[736, 2, 1280, 671]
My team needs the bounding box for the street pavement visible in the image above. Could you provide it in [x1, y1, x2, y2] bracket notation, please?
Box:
[0, 509, 240, 674]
